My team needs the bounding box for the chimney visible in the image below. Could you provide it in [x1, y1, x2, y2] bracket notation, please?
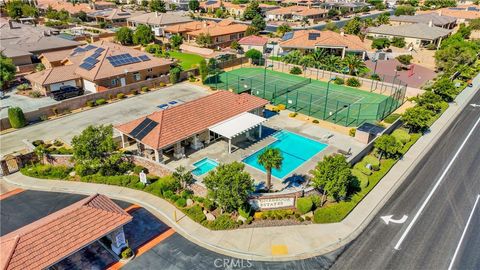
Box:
[340, 30, 345, 36]
[428, 20, 433, 27]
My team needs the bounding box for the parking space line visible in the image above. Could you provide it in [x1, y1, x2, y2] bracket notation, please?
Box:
[0, 188, 24, 200]
[447, 194, 480, 270]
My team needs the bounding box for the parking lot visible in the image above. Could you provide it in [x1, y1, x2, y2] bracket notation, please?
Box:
[0, 83, 209, 156]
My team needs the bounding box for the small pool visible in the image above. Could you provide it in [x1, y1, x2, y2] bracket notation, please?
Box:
[192, 158, 218, 176]
[243, 130, 328, 179]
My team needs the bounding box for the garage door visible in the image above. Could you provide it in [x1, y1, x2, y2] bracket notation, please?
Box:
[83, 79, 97, 93]
[50, 80, 77, 91]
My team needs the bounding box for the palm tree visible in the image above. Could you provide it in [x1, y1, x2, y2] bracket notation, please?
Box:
[311, 48, 327, 67]
[282, 50, 302, 65]
[342, 54, 367, 76]
[257, 147, 283, 191]
[376, 13, 390, 26]
[323, 55, 342, 72]
[299, 55, 315, 69]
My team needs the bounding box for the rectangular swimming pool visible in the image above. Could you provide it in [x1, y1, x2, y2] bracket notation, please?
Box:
[192, 158, 218, 176]
[243, 130, 328, 179]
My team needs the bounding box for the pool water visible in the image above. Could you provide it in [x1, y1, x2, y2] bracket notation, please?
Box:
[192, 158, 218, 176]
[243, 130, 328, 179]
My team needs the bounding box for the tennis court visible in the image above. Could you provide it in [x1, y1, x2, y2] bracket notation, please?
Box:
[205, 67, 405, 127]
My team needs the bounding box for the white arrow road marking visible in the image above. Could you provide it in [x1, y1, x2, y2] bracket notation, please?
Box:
[470, 104, 480, 108]
[381, 215, 408, 225]
[394, 115, 480, 250]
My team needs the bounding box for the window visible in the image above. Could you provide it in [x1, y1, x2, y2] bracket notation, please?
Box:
[133, 72, 141, 81]
[147, 68, 153, 72]
[111, 78, 118, 86]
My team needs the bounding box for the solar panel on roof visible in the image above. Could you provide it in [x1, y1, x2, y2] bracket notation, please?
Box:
[91, 52, 102, 59]
[282, 32, 294, 41]
[308, 33, 320, 40]
[95, 48, 105, 53]
[135, 121, 158, 140]
[139, 55, 150, 61]
[84, 57, 99, 64]
[79, 62, 95, 70]
[131, 57, 141, 63]
[84, 45, 97, 51]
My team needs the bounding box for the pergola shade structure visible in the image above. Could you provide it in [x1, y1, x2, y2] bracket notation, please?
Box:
[209, 112, 267, 153]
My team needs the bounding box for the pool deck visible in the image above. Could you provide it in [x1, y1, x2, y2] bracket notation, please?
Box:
[166, 111, 364, 190]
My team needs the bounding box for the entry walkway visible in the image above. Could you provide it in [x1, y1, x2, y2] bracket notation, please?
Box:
[2, 76, 479, 261]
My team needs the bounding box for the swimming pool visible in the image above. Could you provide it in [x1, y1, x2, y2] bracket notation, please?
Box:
[191, 158, 218, 176]
[243, 130, 328, 179]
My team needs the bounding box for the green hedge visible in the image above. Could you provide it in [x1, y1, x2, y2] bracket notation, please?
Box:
[384, 113, 401, 124]
[392, 129, 411, 145]
[353, 161, 372, 175]
[363, 155, 380, 167]
[80, 174, 140, 188]
[351, 169, 369, 188]
[296, 197, 313, 214]
[399, 133, 421, 155]
[8, 107, 26, 128]
[202, 214, 238, 230]
[20, 164, 72, 179]
[184, 205, 206, 223]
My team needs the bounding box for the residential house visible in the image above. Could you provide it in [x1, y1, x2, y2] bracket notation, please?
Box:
[127, 12, 193, 36]
[367, 23, 452, 50]
[38, 49, 72, 68]
[26, 41, 173, 95]
[322, 1, 369, 13]
[0, 19, 81, 72]
[279, 29, 368, 59]
[36, 0, 115, 14]
[164, 20, 247, 48]
[200, 1, 278, 18]
[266, 6, 328, 23]
[238, 35, 269, 53]
[283, 0, 324, 8]
[87, 8, 146, 27]
[390, 13, 457, 29]
[417, 5, 480, 23]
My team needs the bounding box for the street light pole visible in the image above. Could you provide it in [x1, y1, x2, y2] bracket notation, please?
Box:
[323, 77, 336, 119]
[264, 64, 273, 92]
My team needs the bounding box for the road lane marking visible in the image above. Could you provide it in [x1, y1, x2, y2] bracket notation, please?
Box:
[447, 194, 480, 270]
[394, 115, 480, 250]
[381, 215, 408, 225]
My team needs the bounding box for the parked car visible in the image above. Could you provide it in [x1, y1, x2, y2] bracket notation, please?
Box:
[50, 86, 84, 101]
[332, 17, 341, 21]
[467, 80, 473, 87]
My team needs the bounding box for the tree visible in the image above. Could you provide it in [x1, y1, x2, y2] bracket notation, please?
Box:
[391, 37, 406, 48]
[327, 9, 338, 18]
[343, 17, 362, 35]
[173, 166, 194, 190]
[243, 1, 261, 20]
[188, 0, 199, 11]
[170, 34, 183, 49]
[251, 14, 266, 31]
[394, 5, 416, 16]
[469, 18, 480, 30]
[371, 38, 391, 49]
[276, 23, 292, 37]
[311, 155, 352, 204]
[376, 12, 390, 25]
[196, 33, 212, 47]
[115, 27, 133, 45]
[8, 107, 26, 128]
[323, 55, 342, 72]
[342, 55, 366, 76]
[230, 40, 240, 50]
[435, 38, 479, 73]
[72, 11, 87, 22]
[402, 106, 434, 133]
[431, 78, 457, 102]
[374, 134, 401, 160]
[299, 55, 315, 68]
[35, 63, 45, 72]
[245, 48, 262, 61]
[325, 22, 338, 31]
[396, 54, 413, 65]
[199, 59, 208, 82]
[257, 147, 283, 190]
[170, 66, 183, 84]
[245, 26, 260, 36]
[145, 44, 162, 55]
[150, 0, 166, 12]
[203, 162, 254, 213]
[133, 24, 154, 46]
[282, 50, 302, 65]
[21, 4, 39, 19]
[1, 54, 16, 90]
[207, 58, 218, 74]
[6, 0, 23, 19]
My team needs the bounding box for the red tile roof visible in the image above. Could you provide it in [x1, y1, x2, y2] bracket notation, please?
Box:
[0, 194, 132, 270]
[238, 35, 268, 46]
[280, 29, 367, 51]
[116, 91, 269, 150]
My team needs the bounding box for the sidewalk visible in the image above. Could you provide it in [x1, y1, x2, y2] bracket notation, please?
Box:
[3, 78, 479, 262]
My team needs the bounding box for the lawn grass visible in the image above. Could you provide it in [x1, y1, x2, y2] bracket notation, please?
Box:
[170, 51, 204, 70]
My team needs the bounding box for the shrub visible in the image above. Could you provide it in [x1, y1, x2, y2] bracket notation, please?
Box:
[8, 107, 26, 128]
[20, 164, 72, 179]
[53, 140, 63, 147]
[108, 94, 114, 100]
[29, 91, 42, 98]
[180, 189, 193, 199]
[370, 73, 381, 81]
[117, 93, 125, 99]
[391, 129, 411, 145]
[334, 77, 344, 85]
[290, 66, 302, 75]
[351, 169, 369, 188]
[163, 190, 174, 199]
[203, 214, 238, 230]
[296, 197, 313, 214]
[159, 82, 166, 87]
[289, 112, 298, 117]
[141, 86, 149, 92]
[391, 37, 406, 48]
[176, 197, 187, 207]
[346, 77, 361, 87]
[312, 119, 319, 124]
[203, 199, 215, 211]
[130, 89, 139, 95]
[399, 133, 421, 155]
[305, 216, 311, 221]
[363, 155, 380, 167]
[310, 195, 322, 208]
[297, 216, 304, 222]
[95, 98, 106, 105]
[86, 100, 95, 107]
[17, 83, 30, 90]
[121, 247, 133, 259]
[353, 161, 372, 175]
[396, 54, 413, 65]
[425, 43, 437, 50]
[80, 175, 139, 187]
[384, 113, 401, 124]
[277, 104, 286, 110]
[32, 140, 44, 147]
[239, 206, 251, 218]
[144, 175, 179, 195]
[349, 128, 356, 137]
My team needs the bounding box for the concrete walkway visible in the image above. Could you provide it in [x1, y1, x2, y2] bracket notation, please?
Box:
[3, 75, 479, 262]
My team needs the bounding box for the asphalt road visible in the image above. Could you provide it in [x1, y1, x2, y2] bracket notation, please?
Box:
[331, 89, 480, 270]
[0, 83, 208, 156]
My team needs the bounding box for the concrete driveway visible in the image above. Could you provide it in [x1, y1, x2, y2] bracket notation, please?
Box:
[0, 90, 59, 118]
[0, 83, 209, 156]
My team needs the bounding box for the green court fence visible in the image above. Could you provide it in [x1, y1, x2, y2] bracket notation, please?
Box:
[205, 71, 406, 127]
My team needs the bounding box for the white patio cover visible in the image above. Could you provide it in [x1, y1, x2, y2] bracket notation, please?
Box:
[209, 112, 266, 139]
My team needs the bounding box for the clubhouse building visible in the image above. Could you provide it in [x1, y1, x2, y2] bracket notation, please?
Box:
[115, 91, 269, 163]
